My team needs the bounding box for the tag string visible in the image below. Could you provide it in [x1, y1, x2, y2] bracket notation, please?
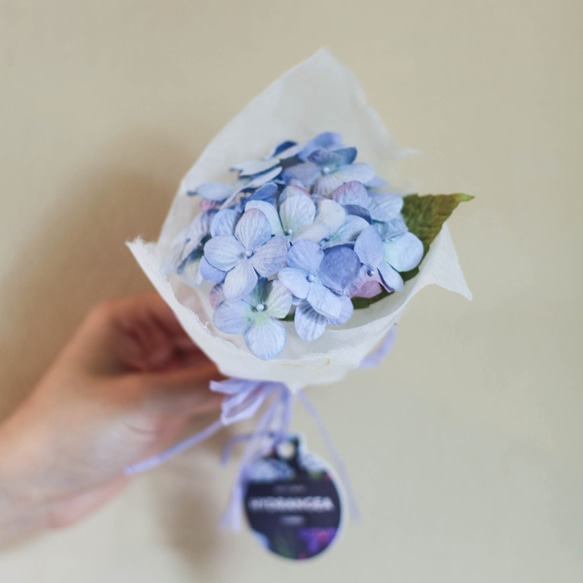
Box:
[124, 327, 396, 528]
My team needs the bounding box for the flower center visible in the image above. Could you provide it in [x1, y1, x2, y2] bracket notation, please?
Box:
[322, 166, 331, 175]
[307, 273, 316, 282]
[245, 250, 254, 258]
[367, 268, 376, 277]
[285, 228, 293, 236]
[255, 303, 265, 312]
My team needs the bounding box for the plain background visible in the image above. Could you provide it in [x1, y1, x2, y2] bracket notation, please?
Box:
[1, 1, 581, 581]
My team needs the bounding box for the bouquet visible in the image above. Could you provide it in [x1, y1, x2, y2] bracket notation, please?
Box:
[127, 50, 471, 559]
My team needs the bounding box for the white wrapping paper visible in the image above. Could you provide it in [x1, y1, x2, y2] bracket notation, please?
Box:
[128, 49, 471, 392]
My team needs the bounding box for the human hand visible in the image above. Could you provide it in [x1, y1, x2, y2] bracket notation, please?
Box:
[0, 294, 223, 544]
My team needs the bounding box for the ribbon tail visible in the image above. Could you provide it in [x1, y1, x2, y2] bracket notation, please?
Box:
[297, 390, 361, 523]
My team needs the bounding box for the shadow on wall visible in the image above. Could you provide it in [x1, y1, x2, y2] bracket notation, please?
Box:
[0, 130, 231, 569]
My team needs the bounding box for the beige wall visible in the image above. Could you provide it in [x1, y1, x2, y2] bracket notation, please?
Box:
[1, 1, 581, 581]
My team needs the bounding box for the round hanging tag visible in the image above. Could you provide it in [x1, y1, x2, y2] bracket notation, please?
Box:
[243, 434, 342, 560]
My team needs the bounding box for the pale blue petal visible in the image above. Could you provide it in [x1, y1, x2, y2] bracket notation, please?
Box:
[332, 163, 376, 185]
[278, 184, 311, 205]
[279, 194, 316, 234]
[286, 239, 323, 273]
[204, 236, 244, 271]
[250, 182, 278, 201]
[307, 284, 343, 319]
[245, 200, 283, 235]
[195, 182, 235, 201]
[232, 158, 279, 177]
[312, 173, 344, 196]
[378, 261, 404, 292]
[331, 147, 357, 165]
[331, 181, 370, 207]
[210, 209, 240, 237]
[181, 257, 202, 287]
[199, 256, 225, 284]
[278, 268, 310, 299]
[223, 259, 258, 300]
[368, 192, 403, 222]
[245, 166, 283, 189]
[213, 300, 253, 334]
[250, 236, 288, 277]
[315, 199, 345, 232]
[331, 215, 369, 243]
[343, 204, 372, 222]
[318, 246, 361, 294]
[307, 148, 344, 169]
[266, 140, 298, 158]
[354, 225, 384, 267]
[282, 163, 321, 186]
[300, 132, 343, 160]
[376, 215, 408, 238]
[274, 142, 303, 160]
[384, 232, 424, 272]
[235, 208, 272, 251]
[244, 318, 287, 360]
[327, 294, 353, 326]
[294, 301, 327, 341]
[266, 280, 293, 319]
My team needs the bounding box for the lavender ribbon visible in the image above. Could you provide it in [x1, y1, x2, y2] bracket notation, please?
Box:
[124, 326, 397, 528]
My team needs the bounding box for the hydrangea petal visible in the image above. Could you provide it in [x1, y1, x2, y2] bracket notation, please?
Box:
[278, 267, 310, 299]
[318, 246, 361, 293]
[204, 236, 244, 271]
[307, 148, 344, 169]
[332, 163, 376, 185]
[378, 261, 404, 292]
[235, 208, 272, 251]
[300, 132, 343, 160]
[213, 300, 253, 334]
[280, 194, 316, 234]
[266, 140, 298, 158]
[354, 225, 384, 267]
[350, 277, 383, 299]
[332, 181, 370, 207]
[384, 232, 424, 272]
[249, 182, 278, 201]
[368, 192, 403, 222]
[199, 256, 226, 284]
[209, 284, 225, 309]
[327, 294, 354, 325]
[332, 147, 357, 165]
[294, 300, 328, 341]
[332, 215, 369, 243]
[194, 182, 235, 201]
[266, 280, 293, 319]
[232, 158, 279, 177]
[244, 318, 287, 360]
[211, 209, 240, 237]
[245, 200, 283, 235]
[223, 259, 258, 300]
[250, 236, 288, 277]
[376, 215, 408, 238]
[278, 184, 311, 205]
[245, 166, 283, 189]
[312, 173, 344, 196]
[306, 283, 343, 319]
[181, 257, 203, 287]
[315, 199, 345, 233]
[286, 239, 323, 273]
[282, 163, 321, 186]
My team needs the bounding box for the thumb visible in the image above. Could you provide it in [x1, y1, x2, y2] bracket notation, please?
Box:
[134, 362, 224, 418]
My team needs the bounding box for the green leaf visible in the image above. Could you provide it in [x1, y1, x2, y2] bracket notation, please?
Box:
[352, 193, 473, 309]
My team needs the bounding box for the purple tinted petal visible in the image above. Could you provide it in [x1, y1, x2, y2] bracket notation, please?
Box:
[232, 158, 279, 177]
[278, 267, 310, 299]
[245, 200, 283, 235]
[327, 295, 353, 326]
[343, 204, 371, 222]
[333, 163, 376, 185]
[210, 209, 240, 237]
[209, 284, 225, 308]
[287, 239, 323, 273]
[332, 147, 357, 165]
[266, 280, 293, 319]
[213, 300, 253, 334]
[384, 232, 424, 272]
[318, 246, 361, 293]
[354, 225, 384, 267]
[307, 148, 343, 169]
[250, 236, 288, 277]
[195, 182, 235, 201]
[350, 277, 383, 299]
[294, 300, 327, 341]
[280, 194, 316, 234]
[223, 259, 258, 300]
[204, 236, 244, 271]
[307, 284, 343, 319]
[368, 192, 403, 222]
[235, 208, 272, 251]
[199, 256, 226, 284]
[332, 181, 370, 207]
[378, 261, 404, 292]
[244, 318, 286, 360]
[282, 163, 321, 186]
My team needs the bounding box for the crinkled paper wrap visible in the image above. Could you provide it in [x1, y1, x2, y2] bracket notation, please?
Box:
[128, 49, 471, 392]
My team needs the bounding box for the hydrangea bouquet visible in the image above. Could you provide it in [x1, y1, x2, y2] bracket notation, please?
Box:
[126, 50, 472, 538]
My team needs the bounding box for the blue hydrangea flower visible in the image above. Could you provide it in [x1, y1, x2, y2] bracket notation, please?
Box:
[332, 181, 403, 222]
[203, 208, 288, 300]
[352, 225, 423, 295]
[213, 280, 293, 360]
